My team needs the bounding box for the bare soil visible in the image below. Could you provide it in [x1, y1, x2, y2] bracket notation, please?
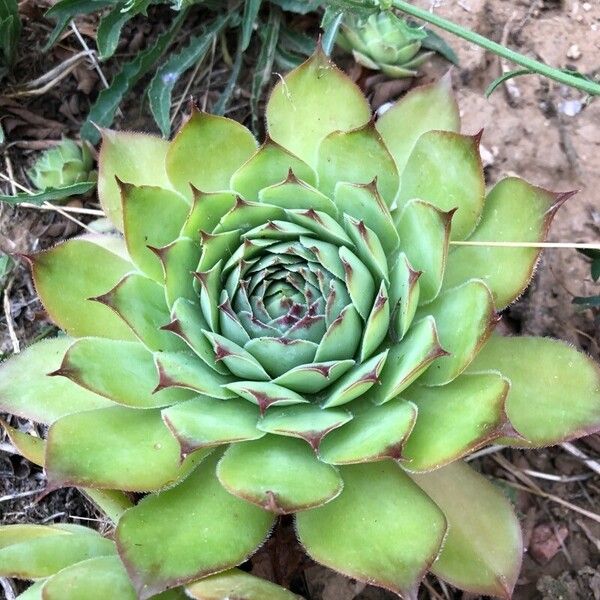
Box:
[1, 1, 599, 599]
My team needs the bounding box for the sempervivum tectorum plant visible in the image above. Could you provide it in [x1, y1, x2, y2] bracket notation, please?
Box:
[2, 49, 600, 600]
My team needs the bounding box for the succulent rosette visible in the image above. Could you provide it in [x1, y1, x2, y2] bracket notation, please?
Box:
[2, 50, 600, 600]
[337, 10, 433, 77]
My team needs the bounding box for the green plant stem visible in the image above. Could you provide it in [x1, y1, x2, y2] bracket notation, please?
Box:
[391, 0, 600, 96]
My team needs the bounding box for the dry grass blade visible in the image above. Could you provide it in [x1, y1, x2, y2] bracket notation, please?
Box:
[493, 454, 600, 524]
[560, 442, 600, 477]
[3, 276, 20, 353]
[450, 241, 600, 250]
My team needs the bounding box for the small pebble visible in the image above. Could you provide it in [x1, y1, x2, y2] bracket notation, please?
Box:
[559, 99, 583, 117]
[567, 44, 582, 60]
[582, 2, 592, 11]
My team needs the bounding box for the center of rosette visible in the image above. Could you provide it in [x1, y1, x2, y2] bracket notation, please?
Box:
[190, 202, 393, 410]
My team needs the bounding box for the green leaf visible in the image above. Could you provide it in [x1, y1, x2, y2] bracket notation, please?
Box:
[0, 337, 112, 424]
[58, 338, 193, 408]
[251, 6, 281, 132]
[44, 1, 114, 50]
[0, 524, 115, 579]
[266, 49, 370, 167]
[81, 11, 186, 144]
[46, 406, 184, 491]
[30, 236, 136, 340]
[217, 435, 343, 513]
[469, 334, 600, 446]
[416, 279, 496, 385]
[398, 131, 484, 240]
[442, 177, 570, 309]
[318, 399, 416, 464]
[97, 0, 152, 60]
[402, 373, 509, 470]
[0, 0, 21, 66]
[241, 0, 261, 51]
[395, 200, 453, 304]
[148, 14, 230, 137]
[166, 111, 257, 196]
[573, 294, 600, 308]
[98, 129, 173, 231]
[0, 181, 95, 205]
[116, 452, 275, 599]
[485, 68, 532, 98]
[94, 273, 185, 352]
[162, 396, 264, 453]
[0, 419, 45, 465]
[120, 183, 190, 281]
[317, 123, 399, 205]
[421, 27, 459, 65]
[376, 75, 460, 175]
[186, 569, 303, 600]
[410, 461, 522, 599]
[296, 461, 446, 598]
[41, 555, 137, 600]
[231, 139, 316, 200]
[365, 316, 446, 405]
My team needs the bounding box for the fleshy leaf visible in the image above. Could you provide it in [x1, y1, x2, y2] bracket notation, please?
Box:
[154, 351, 235, 400]
[0, 525, 115, 579]
[162, 396, 264, 453]
[41, 555, 137, 600]
[223, 381, 308, 414]
[296, 461, 446, 599]
[259, 178, 338, 219]
[185, 569, 303, 600]
[166, 111, 257, 197]
[231, 138, 317, 200]
[121, 183, 190, 282]
[257, 404, 351, 450]
[333, 182, 399, 253]
[57, 338, 192, 408]
[410, 461, 522, 599]
[469, 335, 600, 446]
[29, 237, 136, 340]
[402, 373, 509, 471]
[318, 399, 416, 464]
[116, 452, 275, 599]
[98, 129, 173, 230]
[266, 49, 370, 167]
[94, 273, 185, 352]
[272, 360, 355, 394]
[375, 75, 460, 175]
[397, 131, 484, 240]
[416, 279, 496, 385]
[442, 177, 571, 309]
[395, 200, 453, 305]
[366, 316, 446, 405]
[389, 253, 420, 341]
[316, 122, 399, 204]
[0, 337, 112, 424]
[217, 435, 343, 513]
[45, 406, 183, 491]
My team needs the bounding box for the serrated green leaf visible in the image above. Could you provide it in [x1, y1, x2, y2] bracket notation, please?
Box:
[97, 0, 153, 60]
[82, 10, 186, 143]
[148, 14, 230, 137]
[0, 181, 95, 206]
[0, 0, 21, 66]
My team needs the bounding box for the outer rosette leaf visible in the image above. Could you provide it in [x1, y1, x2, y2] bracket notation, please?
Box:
[186, 569, 303, 600]
[443, 177, 573, 308]
[397, 130, 485, 240]
[98, 129, 174, 231]
[29, 236, 136, 340]
[0, 525, 115, 579]
[409, 461, 522, 599]
[266, 48, 371, 167]
[296, 461, 447, 599]
[166, 110, 257, 198]
[0, 337, 112, 424]
[376, 74, 460, 175]
[469, 334, 600, 446]
[116, 452, 275, 599]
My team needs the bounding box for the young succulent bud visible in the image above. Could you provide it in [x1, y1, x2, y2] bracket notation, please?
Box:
[27, 138, 96, 192]
[337, 10, 434, 77]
